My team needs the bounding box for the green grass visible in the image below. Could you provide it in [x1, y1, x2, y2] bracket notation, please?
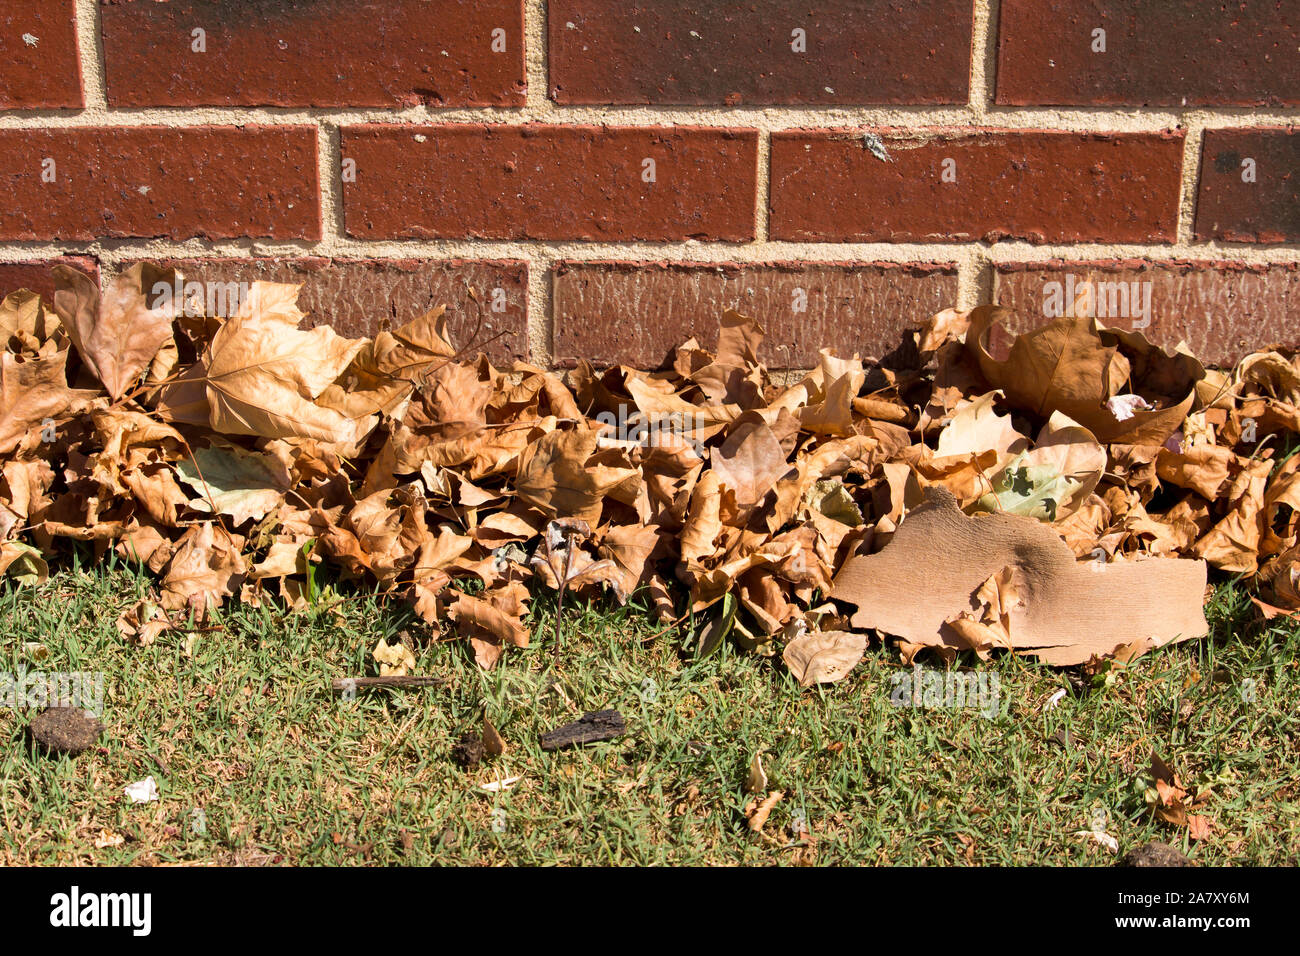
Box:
[1, 558, 1297, 866]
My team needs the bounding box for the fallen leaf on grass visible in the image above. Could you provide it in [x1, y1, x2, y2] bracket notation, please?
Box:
[0, 540, 47, 586]
[372, 637, 416, 677]
[745, 790, 784, 833]
[478, 774, 522, 793]
[782, 629, 867, 686]
[94, 829, 125, 850]
[1075, 827, 1119, 854]
[116, 598, 175, 646]
[744, 752, 768, 795]
[1146, 752, 1214, 839]
[483, 717, 507, 758]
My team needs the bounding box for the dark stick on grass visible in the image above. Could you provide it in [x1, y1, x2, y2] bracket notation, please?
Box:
[331, 676, 446, 692]
[539, 709, 626, 751]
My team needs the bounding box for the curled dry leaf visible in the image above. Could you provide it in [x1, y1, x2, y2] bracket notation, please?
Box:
[782, 629, 868, 687]
[373, 637, 416, 677]
[1147, 751, 1214, 839]
[52, 263, 179, 402]
[175, 444, 290, 526]
[745, 790, 784, 833]
[0, 350, 99, 456]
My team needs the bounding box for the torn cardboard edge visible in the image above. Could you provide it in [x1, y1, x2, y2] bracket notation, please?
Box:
[829, 487, 1208, 666]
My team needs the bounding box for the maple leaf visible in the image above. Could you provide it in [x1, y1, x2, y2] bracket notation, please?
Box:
[200, 282, 376, 444]
[52, 263, 179, 401]
[0, 350, 99, 455]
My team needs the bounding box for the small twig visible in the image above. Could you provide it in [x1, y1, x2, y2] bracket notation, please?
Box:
[127, 742, 170, 775]
[641, 609, 689, 644]
[331, 675, 446, 692]
[552, 531, 577, 666]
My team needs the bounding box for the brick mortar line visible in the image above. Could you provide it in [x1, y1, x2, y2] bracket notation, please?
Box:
[755, 131, 771, 243]
[523, 0, 553, 364]
[1177, 124, 1207, 245]
[970, 0, 997, 121]
[4, 105, 1298, 131]
[7, 240, 1298, 269]
[962, 0, 998, 307]
[319, 121, 342, 246]
[73, 0, 107, 111]
[524, 0, 550, 113]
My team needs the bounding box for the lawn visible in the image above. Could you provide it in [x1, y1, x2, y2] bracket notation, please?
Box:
[1, 559, 1297, 866]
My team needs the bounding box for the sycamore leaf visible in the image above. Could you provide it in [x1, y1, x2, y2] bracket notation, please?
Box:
[968, 307, 1129, 439]
[202, 283, 375, 444]
[52, 263, 179, 401]
[516, 428, 633, 525]
[175, 445, 290, 525]
[969, 308, 1197, 445]
[976, 454, 1082, 520]
[936, 390, 1028, 461]
[0, 350, 99, 455]
[160, 522, 247, 617]
[0, 540, 47, 586]
[782, 629, 867, 687]
[711, 418, 791, 508]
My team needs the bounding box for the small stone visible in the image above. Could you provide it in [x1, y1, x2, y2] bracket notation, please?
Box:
[1121, 841, 1193, 867]
[29, 708, 103, 755]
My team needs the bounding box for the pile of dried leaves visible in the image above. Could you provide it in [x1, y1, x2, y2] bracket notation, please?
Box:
[2, 265, 1298, 675]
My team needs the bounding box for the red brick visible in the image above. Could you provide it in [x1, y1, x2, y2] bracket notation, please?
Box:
[1196, 128, 1300, 243]
[342, 124, 758, 242]
[548, 0, 971, 105]
[0, 0, 82, 109]
[133, 257, 529, 364]
[770, 128, 1184, 244]
[997, 0, 1300, 107]
[0, 256, 99, 300]
[552, 260, 960, 368]
[101, 0, 525, 108]
[993, 260, 1300, 367]
[0, 126, 319, 241]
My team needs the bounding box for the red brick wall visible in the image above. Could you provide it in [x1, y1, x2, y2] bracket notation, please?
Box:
[0, 0, 1296, 367]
